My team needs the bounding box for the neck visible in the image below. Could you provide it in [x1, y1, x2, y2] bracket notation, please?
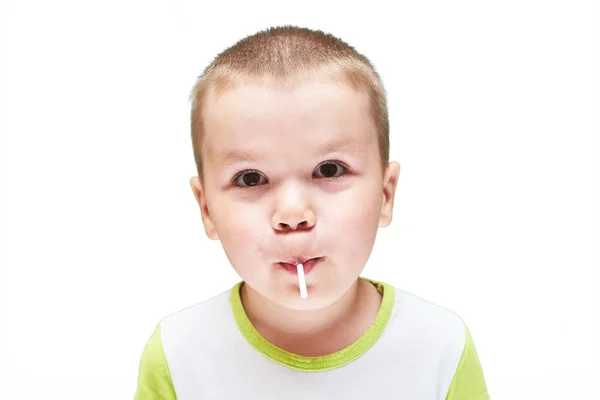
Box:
[240, 278, 382, 355]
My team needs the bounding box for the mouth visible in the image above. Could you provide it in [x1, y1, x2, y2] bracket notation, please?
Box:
[277, 257, 323, 275]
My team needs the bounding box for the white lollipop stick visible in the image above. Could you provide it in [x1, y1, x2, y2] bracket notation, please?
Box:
[297, 263, 308, 299]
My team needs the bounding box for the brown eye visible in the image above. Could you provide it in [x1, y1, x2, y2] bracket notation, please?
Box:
[234, 171, 266, 187]
[242, 172, 261, 186]
[315, 162, 347, 179]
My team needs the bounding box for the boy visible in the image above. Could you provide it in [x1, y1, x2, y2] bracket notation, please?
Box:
[134, 26, 489, 399]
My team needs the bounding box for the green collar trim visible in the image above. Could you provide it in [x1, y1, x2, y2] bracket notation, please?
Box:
[230, 278, 395, 372]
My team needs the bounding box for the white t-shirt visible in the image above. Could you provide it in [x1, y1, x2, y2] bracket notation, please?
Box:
[134, 278, 490, 399]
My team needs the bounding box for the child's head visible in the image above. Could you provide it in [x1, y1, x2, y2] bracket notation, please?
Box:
[189, 26, 400, 310]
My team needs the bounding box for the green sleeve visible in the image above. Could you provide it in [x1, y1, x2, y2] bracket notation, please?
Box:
[133, 322, 177, 400]
[445, 325, 490, 400]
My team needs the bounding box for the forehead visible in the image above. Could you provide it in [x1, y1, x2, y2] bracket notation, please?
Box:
[202, 77, 377, 163]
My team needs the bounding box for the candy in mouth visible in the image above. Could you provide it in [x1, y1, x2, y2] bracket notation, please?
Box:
[278, 257, 322, 274]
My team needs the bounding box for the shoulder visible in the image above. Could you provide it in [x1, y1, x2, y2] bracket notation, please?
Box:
[134, 319, 177, 399]
[389, 285, 474, 365]
[388, 285, 467, 345]
[134, 284, 239, 399]
[159, 284, 236, 347]
[385, 285, 489, 399]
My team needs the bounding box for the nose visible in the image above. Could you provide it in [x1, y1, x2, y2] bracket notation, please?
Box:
[271, 184, 316, 232]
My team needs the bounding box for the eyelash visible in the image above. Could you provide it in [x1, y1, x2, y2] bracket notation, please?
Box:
[231, 161, 349, 188]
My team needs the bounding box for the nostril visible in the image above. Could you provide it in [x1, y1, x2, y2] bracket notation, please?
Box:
[278, 222, 293, 231]
[278, 221, 305, 231]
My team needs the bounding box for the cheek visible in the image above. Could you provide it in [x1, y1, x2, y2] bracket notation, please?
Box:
[323, 186, 382, 257]
[329, 180, 382, 226]
[216, 207, 254, 242]
[212, 202, 267, 262]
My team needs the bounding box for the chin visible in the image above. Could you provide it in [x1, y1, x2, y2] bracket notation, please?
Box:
[275, 288, 342, 311]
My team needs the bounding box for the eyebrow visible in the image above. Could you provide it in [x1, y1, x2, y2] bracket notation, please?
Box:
[317, 137, 364, 156]
[217, 137, 364, 167]
[218, 150, 263, 167]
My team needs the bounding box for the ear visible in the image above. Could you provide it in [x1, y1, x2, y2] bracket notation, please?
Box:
[189, 177, 219, 240]
[379, 162, 401, 227]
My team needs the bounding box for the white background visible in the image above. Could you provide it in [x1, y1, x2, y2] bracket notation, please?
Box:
[1, 0, 598, 399]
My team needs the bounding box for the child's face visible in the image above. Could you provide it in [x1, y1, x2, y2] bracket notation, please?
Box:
[191, 74, 399, 310]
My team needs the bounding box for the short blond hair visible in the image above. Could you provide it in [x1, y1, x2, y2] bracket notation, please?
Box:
[189, 25, 389, 183]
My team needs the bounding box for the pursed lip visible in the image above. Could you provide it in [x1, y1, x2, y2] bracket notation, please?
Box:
[279, 256, 319, 266]
[277, 257, 323, 274]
